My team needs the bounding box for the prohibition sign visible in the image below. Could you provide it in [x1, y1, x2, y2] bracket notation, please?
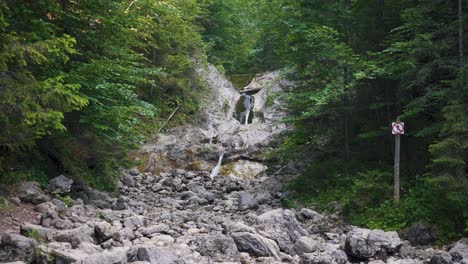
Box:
[392, 122, 404, 135]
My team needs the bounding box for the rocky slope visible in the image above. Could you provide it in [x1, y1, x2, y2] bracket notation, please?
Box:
[0, 64, 467, 264]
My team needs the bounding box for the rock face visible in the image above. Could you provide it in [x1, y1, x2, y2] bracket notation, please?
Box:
[231, 232, 281, 258]
[257, 208, 308, 254]
[345, 228, 402, 260]
[0, 64, 464, 264]
[17, 181, 48, 204]
[46, 175, 73, 195]
[0, 234, 38, 263]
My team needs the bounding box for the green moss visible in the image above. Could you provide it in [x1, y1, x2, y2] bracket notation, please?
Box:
[58, 195, 72, 207]
[25, 229, 42, 243]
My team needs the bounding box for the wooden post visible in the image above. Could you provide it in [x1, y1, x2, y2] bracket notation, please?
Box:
[394, 132, 400, 201]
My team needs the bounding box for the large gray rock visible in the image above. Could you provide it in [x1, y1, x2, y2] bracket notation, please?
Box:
[430, 250, 454, 264]
[80, 247, 129, 264]
[300, 208, 324, 224]
[94, 222, 119, 244]
[21, 223, 95, 248]
[18, 181, 48, 204]
[0, 234, 38, 262]
[140, 224, 170, 237]
[112, 196, 128, 211]
[294, 236, 323, 256]
[406, 223, 434, 246]
[193, 235, 239, 262]
[136, 246, 181, 263]
[231, 232, 280, 259]
[257, 208, 308, 254]
[300, 250, 348, 264]
[344, 228, 402, 260]
[238, 191, 257, 211]
[449, 238, 468, 263]
[46, 175, 73, 195]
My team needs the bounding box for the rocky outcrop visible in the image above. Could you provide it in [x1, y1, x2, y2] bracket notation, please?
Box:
[345, 227, 402, 260]
[46, 175, 73, 195]
[0, 234, 38, 263]
[17, 182, 49, 205]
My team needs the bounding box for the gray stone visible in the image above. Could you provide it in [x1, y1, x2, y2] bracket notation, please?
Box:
[46, 175, 73, 195]
[344, 227, 402, 260]
[123, 215, 144, 231]
[257, 208, 308, 254]
[94, 222, 119, 243]
[35, 201, 57, 214]
[51, 198, 68, 212]
[449, 238, 468, 263]
[112, 196, 128, 211]
[231, 232, 280, 259]
[194, 235, 239, 262]
[140, 224, 170, 237]
[294, 236, 322, 256]
[123, 175, 136, 187]
[238, 191, 257, 211]
[18, 181, 48, 204]
[129, 168, 140, 176]
[430, 250, 454, 264]
[406, 223, 434, 246]
[0, 234, 38, 263]
[40, 209, 59, 228]
[300, 250, 348, 264]
[136, 246, 181, 263]
[10, 197, 21, 206]
[300, 208, 323, 223]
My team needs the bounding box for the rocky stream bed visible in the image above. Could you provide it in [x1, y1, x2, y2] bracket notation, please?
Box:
[1, 64, 467, 264]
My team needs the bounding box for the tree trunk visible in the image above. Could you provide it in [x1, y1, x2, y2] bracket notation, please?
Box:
[459, 0, 464, 68]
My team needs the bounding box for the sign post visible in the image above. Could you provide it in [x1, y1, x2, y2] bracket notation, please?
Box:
[392, 119, 404, 201]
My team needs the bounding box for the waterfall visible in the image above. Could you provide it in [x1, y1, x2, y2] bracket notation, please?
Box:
[244, 110, 250, 125]
[241, 93, 253, 125]
[209, 152, 224, 178]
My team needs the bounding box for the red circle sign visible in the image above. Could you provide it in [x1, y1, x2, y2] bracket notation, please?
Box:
[392, 122, 404, 135]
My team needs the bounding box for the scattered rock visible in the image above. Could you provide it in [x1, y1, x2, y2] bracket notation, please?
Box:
[0, 233, 38, 263]
[231, 232, 280, 259]
[194, 235, 239, 262]
[430, 250, 454, 264]
[18, 182, 48, 205]
[257, 208, 308, 254]
[294, 236, 322, 256]
[46, 175, 73, 195]
[112, 196, 128, 211]
[136, 246, 181, 263]
[345, 227, 402, 260]
[238, 191, 257, 211]
[406, 223, 434, 246]
[449, 238, 468, 263]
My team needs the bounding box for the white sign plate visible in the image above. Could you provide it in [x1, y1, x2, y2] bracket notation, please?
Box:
[392, 122, 405, 135]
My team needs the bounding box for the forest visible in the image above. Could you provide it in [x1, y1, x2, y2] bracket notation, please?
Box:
[0, 0, 466, 244]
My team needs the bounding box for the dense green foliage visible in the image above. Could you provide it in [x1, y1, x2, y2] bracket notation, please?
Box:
[258, 0, 467, 243]
[0, 0, 206, 190]
[0, 0, 465, 244]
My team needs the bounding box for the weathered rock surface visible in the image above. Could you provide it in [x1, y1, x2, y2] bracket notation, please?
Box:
[46, 175, 73, 195]
[345, 227, 402, 260]
[0, 234, 38, 263]
[18, 182, 48, 204]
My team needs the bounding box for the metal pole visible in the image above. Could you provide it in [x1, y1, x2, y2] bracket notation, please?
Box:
[394, 131, 400, 201]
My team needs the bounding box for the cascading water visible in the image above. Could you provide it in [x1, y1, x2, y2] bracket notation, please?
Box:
[209, 152, 224, 178]
[240, 93, 253, 125]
